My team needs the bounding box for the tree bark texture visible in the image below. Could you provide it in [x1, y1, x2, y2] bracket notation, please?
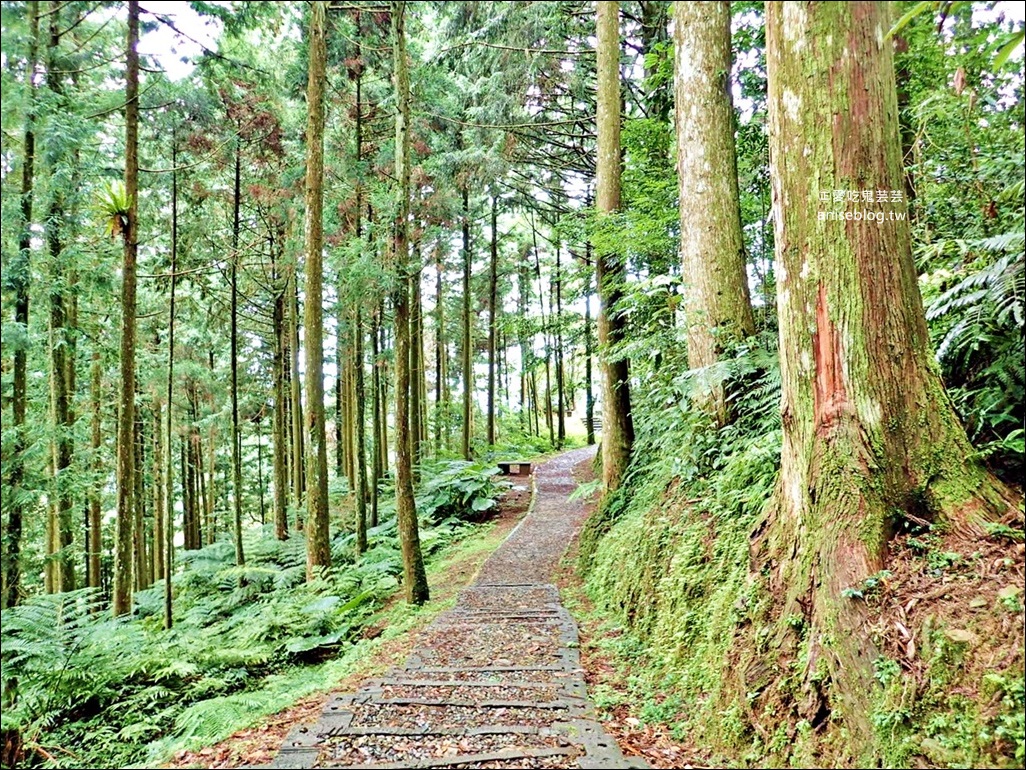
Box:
[392, 0, 429, 605]
[673, 1, 756, 424]
[740, 2, 1020, 756]
[113, 0, 140, 615]
[303, 0, 331, 578]
[595, 0, 633, 493]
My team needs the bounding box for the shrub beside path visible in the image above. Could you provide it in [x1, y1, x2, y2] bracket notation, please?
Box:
[264, 446, 641, 769]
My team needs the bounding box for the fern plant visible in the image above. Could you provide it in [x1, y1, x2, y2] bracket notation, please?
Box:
[922, 229, 1025, 475]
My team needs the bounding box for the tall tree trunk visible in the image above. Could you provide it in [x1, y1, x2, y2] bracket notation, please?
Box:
[371, 304, 382, 528]
[674, 1, 756, 424]
[271, 228, 290, 542]
[303, 0, 331, 578]
[113, 0, 140, 615]
[352, 20, 369, 554]
[152, 400, 164, 586]
[164, 141, 179, 628]
[584, 244, 595, 446]
[487, 195, 498, 446]
[354, 307, 368, 554]
[336, 323, 345, 479]
[460, 185, 473, 459]
[531, 223, 554, 447]
[4, 0, 39, 608]
[377, 303, 389, 479]
[88, 347, 103, 591]
[182, 432, 194, 550]
[410, 246, 424, 467]
[290, 268, 305, 525]
[434, 249, 446, 451]
[518, 253, 529, 431]
[554, 240, 565, 448]
[392, 0, 429, 605]
[739, 2, 1021, 756]
[595, 0, 633, 493]
[133, 397, 147, 590]
[44, 4, 75, 594]
[230, 133, 246, 569]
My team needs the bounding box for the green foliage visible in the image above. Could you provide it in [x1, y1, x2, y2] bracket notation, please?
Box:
[581, 337, 782, 749]
[0, 472, 504, 768]
[921, 230, 1025, 477]
[415, 459, 510, 523]
[95, 180, 133, 238]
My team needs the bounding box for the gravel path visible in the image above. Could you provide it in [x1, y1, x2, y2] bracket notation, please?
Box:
[267, 447, 639, 769]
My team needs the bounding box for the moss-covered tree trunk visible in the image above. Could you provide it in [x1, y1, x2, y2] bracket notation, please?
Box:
[740, 2, 1020, 756]
[391, 0, 429, 605]
[113, 0, 140, 616]
[673, 1, 755, 423]
[303, 0, 330, 578]
[595, 0, 633, 493]
[3, 0, 39, 609]
[43, 3, 77, 595]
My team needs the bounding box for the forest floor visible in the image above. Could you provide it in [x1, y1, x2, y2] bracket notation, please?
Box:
[170, 446, 681, 770]
[166, 478, 534, 769]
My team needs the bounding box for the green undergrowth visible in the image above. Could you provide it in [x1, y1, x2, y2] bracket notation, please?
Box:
[579, 337, 781, 755]
[578, 335, 1025, 767]
[1, 461, 512, 769]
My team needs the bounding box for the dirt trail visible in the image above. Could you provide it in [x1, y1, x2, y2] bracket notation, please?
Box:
[265, 446, 639, 769]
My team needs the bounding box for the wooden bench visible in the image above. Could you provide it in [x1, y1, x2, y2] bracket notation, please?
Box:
[497, 461, 532, 476]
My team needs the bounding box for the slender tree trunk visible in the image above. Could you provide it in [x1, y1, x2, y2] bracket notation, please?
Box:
[518, 254, 529, 431]
[531, 225, 554, 447]
[460, 186, 473, 459]
[113, 0, 140, 615]
[487, 195, 498, 446]
[674, 1, 756, 423]
[153, 400, 164, 585]
[392, 0, 429, 605]
[371, 304, 382, 528]
[595, 0, 633, 493]
[352, 16, 369, 552]
[272, 229, 290, 541]
[378, 304, 389, 479]
[435, 250, 446, 451]
[584, 246, 595, 446]
[88, 347, 103, 591]
[256, 419, 265, 525]
[3, 0, 39, 608]
[290, 268, 305, 525]
[164, 142, 179, 628]
[43, 5, 75, 594]
[182, 434, 193, 550]
[354, 307, 368, 553]
[230, 134, 246, 569]
[303, 0, 331, 578]
[554, 240, 565, 448]
[133, 399, 147, 590]
[336, 323, 345, 479]
[736, 4, 1021, 758]
[410, 247, 424, 467]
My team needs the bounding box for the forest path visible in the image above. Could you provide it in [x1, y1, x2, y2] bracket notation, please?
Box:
[266, 446, 639, 769]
